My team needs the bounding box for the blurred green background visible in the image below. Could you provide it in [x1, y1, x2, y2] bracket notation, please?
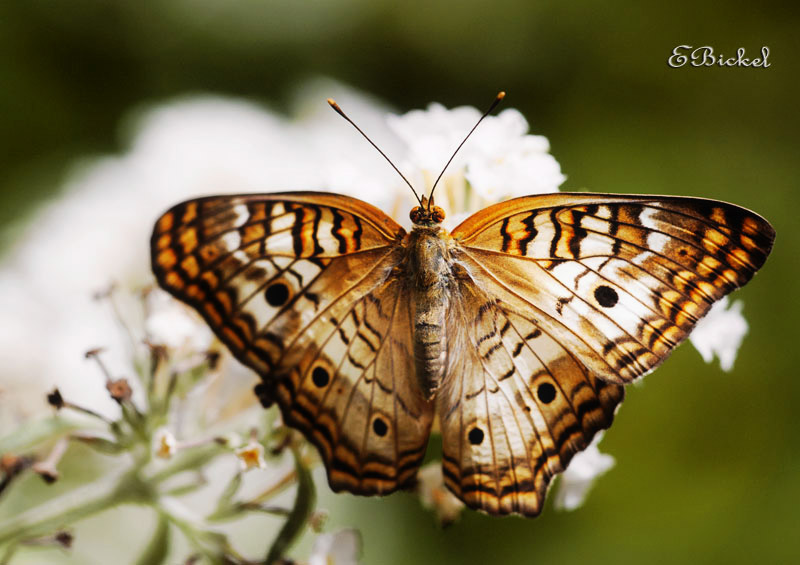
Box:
[1, 1, 798, 563]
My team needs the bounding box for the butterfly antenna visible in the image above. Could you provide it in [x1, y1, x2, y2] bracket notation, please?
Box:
[327, 98, 423, 206]
[428, 91, 506, 210]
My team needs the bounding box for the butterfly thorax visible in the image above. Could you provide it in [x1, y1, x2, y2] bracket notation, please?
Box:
[406, 225, 455, 399]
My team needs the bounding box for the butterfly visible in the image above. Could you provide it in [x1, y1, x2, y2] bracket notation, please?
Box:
[150, 96, 774, 517]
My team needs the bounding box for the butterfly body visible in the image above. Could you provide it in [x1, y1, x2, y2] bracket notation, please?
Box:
[406, 222, 456, 398]
[152, 190, 773, 516]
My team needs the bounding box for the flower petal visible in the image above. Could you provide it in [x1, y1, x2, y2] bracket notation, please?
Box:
[553, 434, 615, 511]
[309, 529, 361, 565]
[689, 297, 748, 372]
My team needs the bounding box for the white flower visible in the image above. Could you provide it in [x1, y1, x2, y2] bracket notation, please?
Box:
[689, 296, 748, 372]
[465, 131, 565, 202]
[154, 428, 178, 459]
[388, 103, 484, 172]
[416, 462, 465, 525]
[387, 101, 565, 226]
[0, 83, 390, 423]
[235, 440, 266, 471]
[553, 433, 615, 511]
[308, 529, 361, 565]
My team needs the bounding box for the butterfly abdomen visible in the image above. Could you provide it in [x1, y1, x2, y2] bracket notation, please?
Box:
[408, 227, 455, 399]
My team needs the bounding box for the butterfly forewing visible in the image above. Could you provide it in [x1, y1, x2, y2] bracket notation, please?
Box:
[452, 193, 775, 384]
[152, 192, 434, 495]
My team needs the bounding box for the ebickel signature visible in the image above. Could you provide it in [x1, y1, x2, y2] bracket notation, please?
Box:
[668, 46, 770, 68]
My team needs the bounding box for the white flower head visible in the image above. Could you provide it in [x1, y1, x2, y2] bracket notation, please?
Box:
[0, 88, 385, 422]
[387, 101, 565, 227]
[154, 428, 178, 459]
[388, 103, 483, 173]
[235, 440, 266, 471]
[308, 528, 361, 565]
[689, 297, 748, 372]
[553, 433, 615, 512]
[416, 461, 465, 525]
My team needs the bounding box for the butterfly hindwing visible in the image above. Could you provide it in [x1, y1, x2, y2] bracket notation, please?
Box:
[451, 193, 775, 384]
[437, 274, 624, 516]
[152, 192, 434, 494]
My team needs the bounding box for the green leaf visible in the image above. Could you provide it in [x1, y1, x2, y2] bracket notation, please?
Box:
[207, 471, 243, 522]
[0, 541, 19, 564]
[161, 472, 208, 498]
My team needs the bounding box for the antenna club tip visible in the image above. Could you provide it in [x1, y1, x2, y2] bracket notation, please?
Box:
[326, 98, 337, 107]
[497, 91, 506, 99]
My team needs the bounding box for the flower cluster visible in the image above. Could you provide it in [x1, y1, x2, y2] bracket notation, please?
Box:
[0, 285, 368, 563]
[387, 101, 565, 226]
[0, 80, 752, 562]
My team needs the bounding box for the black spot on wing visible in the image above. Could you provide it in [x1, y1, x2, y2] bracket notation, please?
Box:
[594, 285, 619, 308]
[468, 427, 484, 445]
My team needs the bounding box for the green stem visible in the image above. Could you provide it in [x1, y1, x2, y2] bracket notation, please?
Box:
[146, 443, 225, 484]
[0, 468, 148, 546]
[264, 446, 316, 564]
[0, 542, 19, 564]
[159, 504, 231, 564]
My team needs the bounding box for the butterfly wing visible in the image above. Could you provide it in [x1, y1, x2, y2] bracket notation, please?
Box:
[152, 192, 434, 494]
[438, 270, 624, 516]
[451, 193, 775, 384]
[437, 193, 773, 516]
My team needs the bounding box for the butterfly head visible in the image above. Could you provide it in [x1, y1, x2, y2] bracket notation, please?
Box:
[410, 195, 446, 226]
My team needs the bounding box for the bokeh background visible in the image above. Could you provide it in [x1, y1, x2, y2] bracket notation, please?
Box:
[1, 1, 798, 563]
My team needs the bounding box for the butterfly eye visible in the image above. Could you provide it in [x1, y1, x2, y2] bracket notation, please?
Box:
[536, 382, 557, 404]
[409, 206, 422, 223]
[372, 417, 389, 437]
[593, 285, 619, 308]
[265, 280, 291, 307]
[468, 427, 484, 446]
[431, 206, 446, 223]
